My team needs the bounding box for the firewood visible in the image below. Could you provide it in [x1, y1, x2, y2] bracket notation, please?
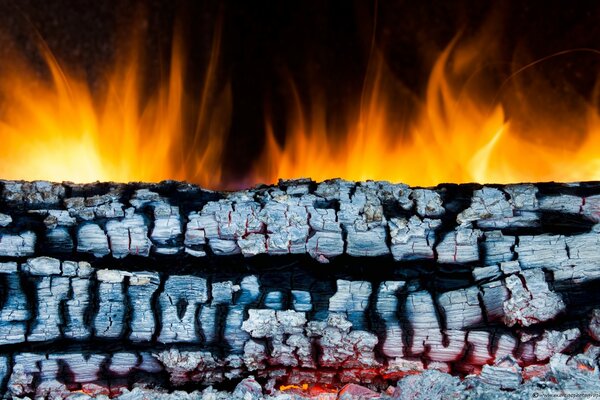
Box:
[0, 178, 599, 398]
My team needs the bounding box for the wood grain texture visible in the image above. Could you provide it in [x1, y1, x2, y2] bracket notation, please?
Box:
[0, 179, 599, 398]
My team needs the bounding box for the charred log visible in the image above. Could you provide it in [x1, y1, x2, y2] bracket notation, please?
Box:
[0, 179, 599, 398]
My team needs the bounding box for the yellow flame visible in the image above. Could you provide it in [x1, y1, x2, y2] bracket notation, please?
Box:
[253, 36, 600, 186]
[0, 19, 598, 189]
[0, 17, 230, 187]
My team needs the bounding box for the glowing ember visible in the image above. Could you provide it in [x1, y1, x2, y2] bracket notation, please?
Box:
[279, 383, 309, 391]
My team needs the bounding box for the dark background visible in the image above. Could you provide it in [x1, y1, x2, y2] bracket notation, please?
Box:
[0, 0, 598, 182]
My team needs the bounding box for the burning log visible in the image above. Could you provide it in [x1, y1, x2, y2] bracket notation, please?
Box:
[0, 178, 600, 398]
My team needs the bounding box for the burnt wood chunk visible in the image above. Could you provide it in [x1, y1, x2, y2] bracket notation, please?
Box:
[0, 179, 599, 398]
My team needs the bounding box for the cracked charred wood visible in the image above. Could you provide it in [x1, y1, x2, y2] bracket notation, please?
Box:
[0, 179, 600, 398]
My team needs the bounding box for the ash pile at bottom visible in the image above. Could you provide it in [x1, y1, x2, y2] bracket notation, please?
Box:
[1, 179, 600, 398]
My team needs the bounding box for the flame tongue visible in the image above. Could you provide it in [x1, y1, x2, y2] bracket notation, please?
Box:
[254, 38, 600, 187]
[0, 19, 231, 188]
[0, 20, 597, 189]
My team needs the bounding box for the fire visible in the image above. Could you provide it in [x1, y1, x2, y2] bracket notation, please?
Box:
[0, 15, 597, 189]
[0, 17, 230, 188]
[254, 36, 600, 186]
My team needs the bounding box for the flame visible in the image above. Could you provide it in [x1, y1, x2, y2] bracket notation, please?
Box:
[0, 15, 598, 189]
[253, 36, 600, 186]
[0, 15, 230, 188]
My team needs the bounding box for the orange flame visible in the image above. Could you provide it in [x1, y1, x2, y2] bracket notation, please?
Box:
[0, 16, 231, 188]
[0, 16, 598, 189]
[253, 36, 600, 186]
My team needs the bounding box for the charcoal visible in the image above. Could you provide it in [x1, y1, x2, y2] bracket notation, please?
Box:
[0, 179, 597, 398]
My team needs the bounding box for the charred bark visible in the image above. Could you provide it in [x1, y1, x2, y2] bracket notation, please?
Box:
[0, 179, 599, 398]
